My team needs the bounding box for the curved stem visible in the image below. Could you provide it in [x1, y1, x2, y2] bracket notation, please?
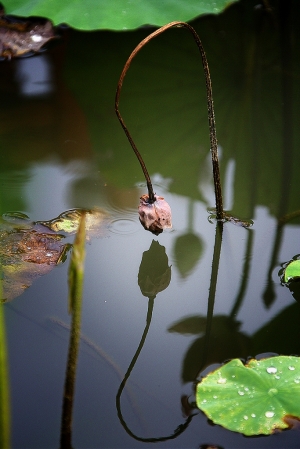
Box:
[115, 22, 223, 216]
[116, 296, 194, 442]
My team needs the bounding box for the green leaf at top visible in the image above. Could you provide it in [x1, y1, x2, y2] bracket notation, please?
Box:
[196, 356, 300, 436]
[5, 0, 238, 31]
[284, 260, 300, 283]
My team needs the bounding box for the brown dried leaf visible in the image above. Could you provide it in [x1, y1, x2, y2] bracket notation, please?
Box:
[0, 231, 68, 302]
[0, 208, 108, 301]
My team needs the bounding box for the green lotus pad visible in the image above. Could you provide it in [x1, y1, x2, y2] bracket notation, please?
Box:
[196, 356, 300, 436]
[5, 0, 238, 31]
[284, 260, 300, 283]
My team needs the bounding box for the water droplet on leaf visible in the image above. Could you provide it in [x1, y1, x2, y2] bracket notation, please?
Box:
[217, 377, 227, 384]
[268, 388, 278, 396]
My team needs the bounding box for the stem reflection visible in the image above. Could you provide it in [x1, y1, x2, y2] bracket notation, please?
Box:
[116, 240, 194, 442]
[60, 213, 86, 449]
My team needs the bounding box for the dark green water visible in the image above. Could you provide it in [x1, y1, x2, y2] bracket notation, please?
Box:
[1, 0, 300, 447]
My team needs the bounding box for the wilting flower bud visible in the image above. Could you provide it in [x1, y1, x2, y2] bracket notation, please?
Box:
[138, 194, 172, 235]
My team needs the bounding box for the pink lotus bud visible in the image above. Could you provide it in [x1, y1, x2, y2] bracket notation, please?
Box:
[138, 194, 172, 235]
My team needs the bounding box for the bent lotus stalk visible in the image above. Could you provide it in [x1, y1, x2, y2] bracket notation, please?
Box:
[115, 21, 224, 229]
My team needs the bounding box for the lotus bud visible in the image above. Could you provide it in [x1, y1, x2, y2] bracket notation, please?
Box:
[138, 194, 172, 235]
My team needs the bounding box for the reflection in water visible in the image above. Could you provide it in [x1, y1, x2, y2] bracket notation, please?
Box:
[169, 221, 255, 382]
[287, 281, 300, 303]
[15, 55, 53, 97]
[0, 288, 10, 446]
[230, 230, 254, 318]
[138, 240, 171, 299]
[117, 240, 194, 441]
[169, 315, 250, 383]
[201, 222, 223, 371]
[173, 200, 204, 278]
[60, 213, 86, 448]
[2, 2, 300, 447]
[109, 217, 140, 235]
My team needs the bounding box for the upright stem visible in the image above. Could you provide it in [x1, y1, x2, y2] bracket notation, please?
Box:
[115, 22, 224, 215]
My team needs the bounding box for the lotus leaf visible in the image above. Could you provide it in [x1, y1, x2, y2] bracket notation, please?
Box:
[284, 260, 300, 283]
[196, 356, 300, 436]
[5, 0, 238, 31]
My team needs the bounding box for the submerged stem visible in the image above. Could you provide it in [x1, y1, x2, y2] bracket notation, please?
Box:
[115, 21, 224, 216]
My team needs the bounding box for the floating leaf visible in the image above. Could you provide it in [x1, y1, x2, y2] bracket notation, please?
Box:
[196, 356, 300, 436]
[0, 9, 56, 59]
[283, 260, 300, 283]
[0, 231, 69, 301]
[5, 0, 239, 31]
[0, 208, 108, 301]
[36, 208, 109, 239]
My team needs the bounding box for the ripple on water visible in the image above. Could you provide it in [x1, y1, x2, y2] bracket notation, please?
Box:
[109, 217, 140, 235]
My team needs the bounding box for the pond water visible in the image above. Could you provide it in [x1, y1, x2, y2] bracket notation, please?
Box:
[1, 0, 300, 447]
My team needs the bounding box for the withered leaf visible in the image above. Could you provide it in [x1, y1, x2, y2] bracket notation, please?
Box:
[36, 208, 109, 239]
[0, 208, 108, 301]
[0, 6, 57, 59]
[0, 230, 68, 302]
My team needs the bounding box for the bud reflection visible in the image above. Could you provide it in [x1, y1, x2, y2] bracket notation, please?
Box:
[138, 240, 171, 299]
